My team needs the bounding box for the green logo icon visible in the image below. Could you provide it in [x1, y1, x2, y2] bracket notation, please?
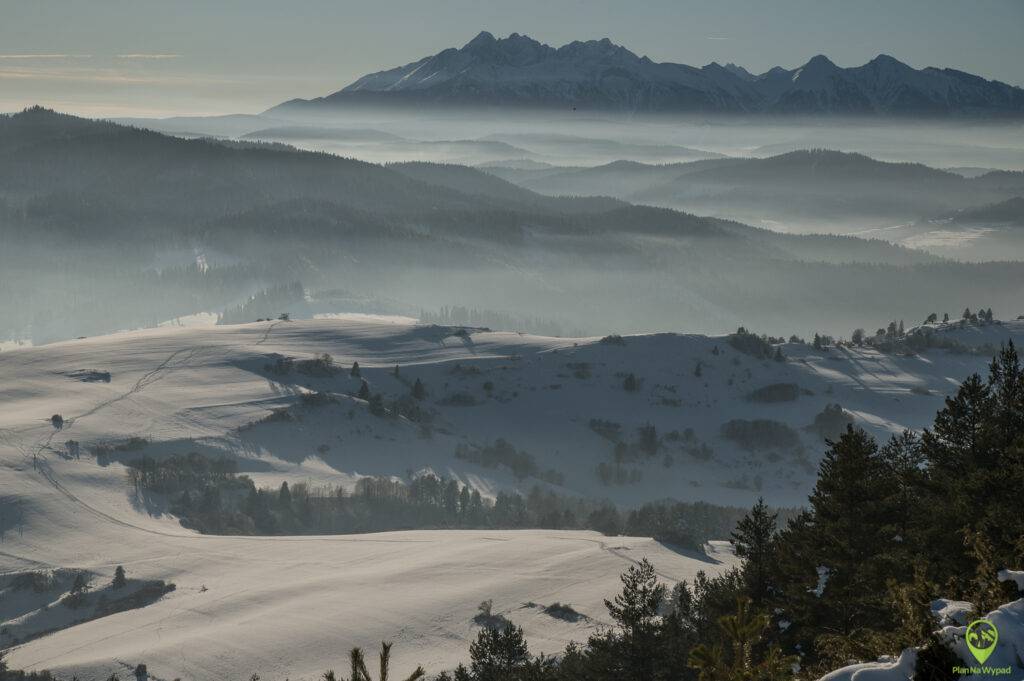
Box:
[966, 619, 998, 665]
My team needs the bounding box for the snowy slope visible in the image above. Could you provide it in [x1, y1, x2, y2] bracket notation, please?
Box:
[3, 317, 1022, 508]
[2, 316, 1021, 678]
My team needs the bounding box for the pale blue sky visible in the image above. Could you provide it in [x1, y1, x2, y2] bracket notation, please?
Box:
[1, 0, 1021, 117]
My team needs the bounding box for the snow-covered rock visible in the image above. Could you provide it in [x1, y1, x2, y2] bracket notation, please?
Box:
[821, 597, 1024, 681]
[931, 599, 974, 626]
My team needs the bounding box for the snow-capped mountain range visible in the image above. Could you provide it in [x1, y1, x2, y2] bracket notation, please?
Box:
[269, 31, 1024, 117]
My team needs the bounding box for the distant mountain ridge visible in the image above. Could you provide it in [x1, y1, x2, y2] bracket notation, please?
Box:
[268, 32, 1024, 117]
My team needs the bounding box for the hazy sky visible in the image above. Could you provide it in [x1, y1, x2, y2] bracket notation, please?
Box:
[2, 0, 1022, 118]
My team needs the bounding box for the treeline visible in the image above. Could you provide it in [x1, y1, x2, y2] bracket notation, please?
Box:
[127, 455, 750, 548]
[844, 306, 1003, 355]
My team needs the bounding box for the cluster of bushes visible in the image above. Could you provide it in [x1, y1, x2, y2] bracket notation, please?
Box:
[263, 353, 341, 376]
[728, 327, 785, 361]
[806, 403, 854, 441]
[747, 382, 800, 403]
[720, 419, 800, 451]
[454, 439, 563, 484]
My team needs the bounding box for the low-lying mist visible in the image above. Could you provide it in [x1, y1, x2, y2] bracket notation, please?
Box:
[3, 107, 1024, 347]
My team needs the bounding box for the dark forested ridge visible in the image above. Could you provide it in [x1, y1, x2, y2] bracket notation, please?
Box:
[3, 108, 1024, 345]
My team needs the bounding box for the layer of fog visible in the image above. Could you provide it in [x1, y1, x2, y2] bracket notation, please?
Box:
[4, 108, 1023, 349]
[119, 108, 1024, 171]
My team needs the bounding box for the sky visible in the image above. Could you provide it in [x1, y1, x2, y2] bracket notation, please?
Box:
[1, 0, 1022, 118]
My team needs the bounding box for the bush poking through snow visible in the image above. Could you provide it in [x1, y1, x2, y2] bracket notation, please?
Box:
[720, 419, 800, 450]
[748, 383, 800, 403]
[600, 334, 626, 346]
[542, 602, 585, 622]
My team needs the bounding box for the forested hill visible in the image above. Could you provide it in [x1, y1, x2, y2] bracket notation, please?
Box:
[3, 107, 1024, 346]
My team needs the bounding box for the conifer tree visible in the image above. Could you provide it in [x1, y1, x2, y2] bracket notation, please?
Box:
[469, 621, 530, 680]
[604, 558, 666, 681]
[731, 498, 777, 606]
[688, 598, 795, 681]
[772, 427, 903, 665]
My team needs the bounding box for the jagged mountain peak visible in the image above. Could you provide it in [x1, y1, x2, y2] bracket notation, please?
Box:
[804, 54, 839, 68]
[463, 30, 497, 48]
[271, 33, 1024, 117]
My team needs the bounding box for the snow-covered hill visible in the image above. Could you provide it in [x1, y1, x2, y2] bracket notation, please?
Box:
[269, 32, 1024, 117]
[2, 316, 1022, 678]
[3, 317, 1022, 509]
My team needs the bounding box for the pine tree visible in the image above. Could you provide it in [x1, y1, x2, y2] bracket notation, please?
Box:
[731, 498, 777, 606]
[772, 427, 904, 665]
[112, 565, 127, 589]
[351, 361, 361, 378]
[964, 530, 1013, 615]
[358, 379, 370, 400]
[604, 558, 666, 681]
[469, 621, 530, 680]
[688, 598, 795, 681]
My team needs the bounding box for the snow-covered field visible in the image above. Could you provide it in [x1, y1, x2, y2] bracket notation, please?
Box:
[1, 316, 1021, 679]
